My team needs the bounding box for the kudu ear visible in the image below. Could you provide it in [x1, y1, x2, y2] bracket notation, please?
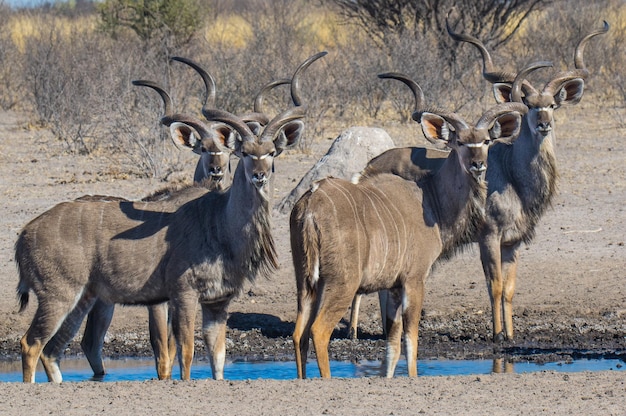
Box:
[213, 124, 237, 152]
[245, 121, 263, 136]
[169, 122, 202, 152]
[420, 113, 451, 146]
[554, 78, 585, 106]
[274, 120, 304, 156]
[489, 112, 523, 145]
[492, 83, 513, 103]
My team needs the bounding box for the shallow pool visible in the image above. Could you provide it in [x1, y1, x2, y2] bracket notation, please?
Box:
[1, 357, 623, 383]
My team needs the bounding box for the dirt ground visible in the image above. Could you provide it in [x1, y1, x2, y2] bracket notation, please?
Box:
[0, 105, 624, 415]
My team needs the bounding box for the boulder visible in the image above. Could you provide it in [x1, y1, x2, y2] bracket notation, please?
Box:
[275, 126, 395, 214]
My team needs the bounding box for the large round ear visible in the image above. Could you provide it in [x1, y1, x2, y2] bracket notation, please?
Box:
[274, 120, 304, 156]
[554, 78, 584, 106]
[420, 113, 451, 146]
[169, 122, 202, 153]
[245, 121, 263, 136]
[492, 83, 513, 104]
[212, 123, 237, 152]
[489, 112, 523, 145]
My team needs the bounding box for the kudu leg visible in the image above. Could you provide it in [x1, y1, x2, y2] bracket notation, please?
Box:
[171, 298, 198, 381]
[310, 291, 354, 378]
[22, 291, 96, 383]
[501, 245, 521, 341]
[293, 295, 316, 379]
[383, 289, 404, 378]
[348, 294, 362, 340]
[201, 300, 230, 380]
[148, 302, 175, 380]
[81, 299, 115, 377]
[401, 282, 425, 378]
[479, 238, 505, 342]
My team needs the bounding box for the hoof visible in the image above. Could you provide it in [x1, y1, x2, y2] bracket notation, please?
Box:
[348, 328, 357, 340]
[493, 332, 506, 343]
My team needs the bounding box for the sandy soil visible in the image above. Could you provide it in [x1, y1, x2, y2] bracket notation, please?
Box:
[0, 105, 624, 415]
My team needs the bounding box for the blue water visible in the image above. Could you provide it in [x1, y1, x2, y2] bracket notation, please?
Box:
[0, 357, 623, 383]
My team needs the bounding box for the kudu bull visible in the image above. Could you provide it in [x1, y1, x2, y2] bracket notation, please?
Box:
[348, 20, 609, 342]
[76, 61, 291, 380]
[291, 74, 527, 378]
[15, 51, 326, 383]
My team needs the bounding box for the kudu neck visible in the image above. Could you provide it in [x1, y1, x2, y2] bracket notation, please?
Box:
[502, 116, 559, 210]
[425, 150, 487, 259]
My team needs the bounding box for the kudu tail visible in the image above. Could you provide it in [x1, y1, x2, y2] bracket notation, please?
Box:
[290, 194, 324, 304]
[14, 234, 31, 313]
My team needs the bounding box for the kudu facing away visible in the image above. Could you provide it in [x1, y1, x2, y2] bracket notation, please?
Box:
[15, 51, 326, 383]
[76, 64, 292, 380]
[290, 76, 528, 378]
[347, 20, 609, 343]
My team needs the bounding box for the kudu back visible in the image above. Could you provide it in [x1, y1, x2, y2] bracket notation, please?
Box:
[15, 51, 326, 383]
[290, 75, 527, 378]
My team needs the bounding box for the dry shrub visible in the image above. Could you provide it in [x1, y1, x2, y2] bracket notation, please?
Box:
[2, 0, 623, 179]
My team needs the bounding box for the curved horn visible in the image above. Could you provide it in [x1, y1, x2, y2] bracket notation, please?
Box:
[511, 61, 553, 103]
[476, 102, 528, 129]
[446, 9, 523, 86]
[162, 114, 214, 137]
[574, 20, 609, 71]
[202, 109, 256, 143]
[446, 10, 495, 76]
[237, 79, 291, 126]
[170, 56, 217, 114]
[414, 107, 470, 133]
[291, 51, 327, 106]
[261, 106, 306, 143]
[378, 72, 425, 114]
[132, 80, 174, 120]
[254, 78, 291, 114]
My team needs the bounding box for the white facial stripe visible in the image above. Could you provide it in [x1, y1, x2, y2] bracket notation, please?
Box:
[249, 153, 271, 160]
[464, 142, 486, 148]
[208, 151, 223, 156]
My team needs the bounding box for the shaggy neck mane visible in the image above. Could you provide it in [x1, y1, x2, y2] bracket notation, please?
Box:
[508, 135, 559, 243]
[422, 156, 488, 261]
[225, 170, 278, 283]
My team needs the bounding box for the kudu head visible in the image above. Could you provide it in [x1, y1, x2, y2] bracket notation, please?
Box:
[379, 72, 528, 183]
[132, 79, 235, 189]
[180, 51, 327, 199]
[446, 16, 609, 141]
[169, 57, 294, 185]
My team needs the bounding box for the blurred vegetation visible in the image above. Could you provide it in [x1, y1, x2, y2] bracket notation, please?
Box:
[0, 0, 623, 178]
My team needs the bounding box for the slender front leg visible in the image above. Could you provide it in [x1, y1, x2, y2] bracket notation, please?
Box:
[501, 244, 521, 341]
[148, 302, 174, 380]
[348, 294, 362, 340]
[479, 233, 505, 342]
[171, 297, 198, 381]
[81, 299, 115, 377]
[402, 281, 425, 378]
[200, 299, 231, 380]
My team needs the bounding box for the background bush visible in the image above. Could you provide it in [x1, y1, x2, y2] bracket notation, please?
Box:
[0, 0, 623, 178]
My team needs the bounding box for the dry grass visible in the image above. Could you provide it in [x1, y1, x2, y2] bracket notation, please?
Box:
[0, 0, 623, 178]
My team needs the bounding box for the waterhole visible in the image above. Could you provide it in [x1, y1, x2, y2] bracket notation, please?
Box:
[0, 357, 623, 382]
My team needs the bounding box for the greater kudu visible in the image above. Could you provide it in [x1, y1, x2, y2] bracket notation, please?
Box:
[347, 20, 608, 343]
[15, 51, 326, 383]
[75, 65, 292, 380]
[290, 75, 527, 378]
